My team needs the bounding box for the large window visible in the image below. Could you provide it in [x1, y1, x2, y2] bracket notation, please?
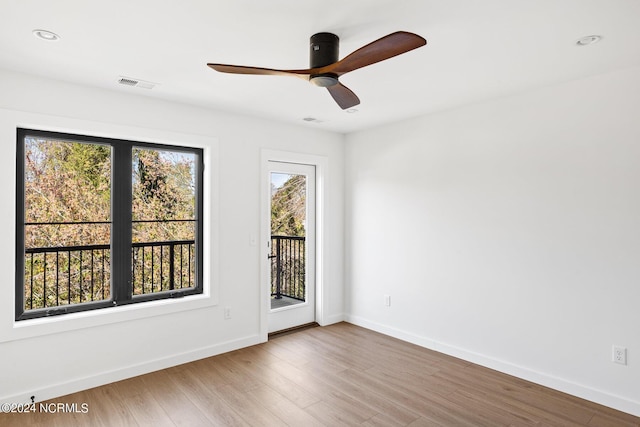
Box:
[15, 129, 203, 321]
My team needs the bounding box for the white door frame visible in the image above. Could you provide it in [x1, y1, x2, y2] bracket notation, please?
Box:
[260, 149, 327, 341]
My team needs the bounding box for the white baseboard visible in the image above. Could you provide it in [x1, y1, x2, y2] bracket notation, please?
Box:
[345, 314, 640, 417]
[1, 334, 263, 406]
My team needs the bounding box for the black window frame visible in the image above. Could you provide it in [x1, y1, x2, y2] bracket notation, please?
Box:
[15, 128, 204, 321]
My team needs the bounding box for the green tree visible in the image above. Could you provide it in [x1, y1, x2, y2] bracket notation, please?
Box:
[25, 138, 111, 248]
[23, 138, 198, 309]
[132, 148, 196, 243]
[271, 174, 306, 237]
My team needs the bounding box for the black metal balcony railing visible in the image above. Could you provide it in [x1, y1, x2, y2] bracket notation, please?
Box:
[131, 240, 195, 295]
[270, 235, 305, 301]
[23, 240, 195, 311]
[24, 235, 303, 311]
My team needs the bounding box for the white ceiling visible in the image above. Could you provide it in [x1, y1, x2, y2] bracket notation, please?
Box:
[1, 0, 639, 133]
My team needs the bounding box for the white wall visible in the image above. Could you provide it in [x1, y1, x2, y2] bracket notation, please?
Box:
[0, 70, 344, 403]
[3, 61, 638, 416]
[345, 66, 640, 416]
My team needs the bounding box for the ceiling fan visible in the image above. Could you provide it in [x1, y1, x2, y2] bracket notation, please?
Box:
[207, 31, 426, 110]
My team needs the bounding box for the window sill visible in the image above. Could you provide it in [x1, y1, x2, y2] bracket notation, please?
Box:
[1, 291, 217, 343]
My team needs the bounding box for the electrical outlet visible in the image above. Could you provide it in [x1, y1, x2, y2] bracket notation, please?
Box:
[612, 345, 627, 365]
[224, 307, 231, 320]
[384, 295, 391, 307]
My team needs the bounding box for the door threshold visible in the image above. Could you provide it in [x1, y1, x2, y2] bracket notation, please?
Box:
[268, 322, 319, 339]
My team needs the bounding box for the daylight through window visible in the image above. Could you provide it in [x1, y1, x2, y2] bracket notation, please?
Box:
[16, 129, 204, 320]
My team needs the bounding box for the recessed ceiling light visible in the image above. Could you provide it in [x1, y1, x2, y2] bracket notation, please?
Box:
[346, 108, 359, 114]
[576, 35, 602, 46]
[33, 29, 60, 41]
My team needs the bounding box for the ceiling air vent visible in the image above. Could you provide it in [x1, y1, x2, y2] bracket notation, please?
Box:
[117, 76, 156, 89]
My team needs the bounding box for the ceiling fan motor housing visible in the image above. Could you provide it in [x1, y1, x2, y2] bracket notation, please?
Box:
[310, 32, 339, 87]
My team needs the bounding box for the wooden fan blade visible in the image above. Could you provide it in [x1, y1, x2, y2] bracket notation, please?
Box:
[207, 63, 311, 80]
[327, 82, 360, 109]
[323, 31, 426, 76]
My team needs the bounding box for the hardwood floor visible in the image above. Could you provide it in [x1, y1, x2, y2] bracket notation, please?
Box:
[1, 322, 638, 426]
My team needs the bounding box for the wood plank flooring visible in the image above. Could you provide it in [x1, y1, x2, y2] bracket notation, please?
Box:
[1, 322, 638, 426]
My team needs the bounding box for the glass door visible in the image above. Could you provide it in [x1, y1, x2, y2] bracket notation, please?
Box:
[268, 161, 315, 333]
